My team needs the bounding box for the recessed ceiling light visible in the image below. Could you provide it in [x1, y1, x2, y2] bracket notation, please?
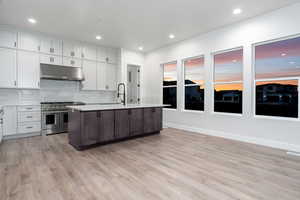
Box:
[96, 35, 102, 40]
[138, 46, 144, 51]
[169, 34, 175, 39]
[281, 53, 287, 56]
[28, 18, 37, 24]
[233, 8, 242, 15]
[232, 59, 237, 63]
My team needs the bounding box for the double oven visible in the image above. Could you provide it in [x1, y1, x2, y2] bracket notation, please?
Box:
[41, 102, 85, 135]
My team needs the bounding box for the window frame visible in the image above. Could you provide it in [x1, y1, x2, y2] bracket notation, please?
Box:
[252, 35, 300, 120]
[162, 61, 178, 110]
[212, 46, 244, 116]
[182, 55, 205, 113]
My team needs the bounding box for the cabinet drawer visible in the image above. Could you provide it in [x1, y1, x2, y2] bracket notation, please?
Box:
[18, 122, 41, 134]
[18, 105, 41, 112]
[40, 54, 62, 65]
[18, 112, 41, 123]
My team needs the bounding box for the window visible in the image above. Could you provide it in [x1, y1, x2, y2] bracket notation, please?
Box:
[213, 48, 243, 114]
[163, 62, 177, 109]
[183, 56, 205, 111]
[255, 36, 300, 118]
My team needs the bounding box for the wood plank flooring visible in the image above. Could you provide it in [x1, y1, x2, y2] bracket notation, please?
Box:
[0, 128, 300, 200]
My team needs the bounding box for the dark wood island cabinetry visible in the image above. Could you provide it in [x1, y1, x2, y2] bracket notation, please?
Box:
[68, 105, 164, 150]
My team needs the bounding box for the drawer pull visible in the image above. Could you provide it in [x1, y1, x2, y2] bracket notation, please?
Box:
[26, 126, 33, 129]
[26, 116, 33, 118]
[26, 108, 33, 110]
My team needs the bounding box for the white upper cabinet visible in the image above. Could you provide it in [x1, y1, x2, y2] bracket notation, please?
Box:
[82, 44, 97, 61]
[18, 32, 40, 52]
[82, 60, 97, 90]
[107, 47, 118, 64]
[63, 40, 82, 58]
[0, 48, 17, 88]
[96, 63, 117, 91]
[106, 63, 117, 90]
[0, 29, 17, 48]
[63, 57, 81, 68]
[40, 36, 62, 55]
[96, 62, 106, 90]
[40, 54, 62, 65]
[17, 51, 40, 89]
[97, 46, 107, 62]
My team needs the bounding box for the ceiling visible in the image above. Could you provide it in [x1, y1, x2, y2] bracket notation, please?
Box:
[0, 0, 299, 52]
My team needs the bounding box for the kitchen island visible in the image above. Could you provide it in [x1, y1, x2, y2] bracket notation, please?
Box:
[67, 104, 166, 150]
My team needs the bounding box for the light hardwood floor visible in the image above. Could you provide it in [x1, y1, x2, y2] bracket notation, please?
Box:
[1, 128, 300, 200]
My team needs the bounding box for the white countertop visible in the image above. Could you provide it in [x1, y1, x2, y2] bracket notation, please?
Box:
[67, 104, 168, 111]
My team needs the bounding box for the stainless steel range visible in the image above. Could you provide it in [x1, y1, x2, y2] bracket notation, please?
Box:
[41, 102, 85, 135]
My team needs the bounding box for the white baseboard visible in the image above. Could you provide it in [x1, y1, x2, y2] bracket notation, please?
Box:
[3, 132, 41, 140]
[164, 122, 300, 152]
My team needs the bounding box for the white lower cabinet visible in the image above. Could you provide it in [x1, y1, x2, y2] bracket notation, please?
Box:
[40, 54, 62, 65]
[3, 105, 41, 138]
[17, 51, 40, 89]
[3, 106, 17, 136]
[0, 48, 17, 88]
[63, 57, 81, 67]
[82, 60, 97, 90]
[17, 105, 41, 135]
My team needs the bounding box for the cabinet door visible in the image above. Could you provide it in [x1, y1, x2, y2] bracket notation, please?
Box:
[40, 36, 62, 55]
[3, 106, 17, 136]
[0, 29, 17, 48]
[81, 112, 99, 145]
[129, 109, 143, 136]
[18, 51, 40, 89]
[82, 44, 97, 61]
[82, 60, 97, 90]
[40, 54, 62, 65]
[0, 48, 17, 88]
[99, 111, 115, 142]
[63, 40, 82, 58]
[96, 62, 106, 90]
[63, 57, 82, 67]
[153, 108, 163, 132]
[18, 32, 40, 52]
[106, 63, 117, 90]
[143, 108, 162, 133]
[107, 47, 118, 64]
[97, 46, 107, 62]
[115, 110, 130, 139]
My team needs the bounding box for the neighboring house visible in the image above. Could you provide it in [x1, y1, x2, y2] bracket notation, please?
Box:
[256, 84, 298, 105]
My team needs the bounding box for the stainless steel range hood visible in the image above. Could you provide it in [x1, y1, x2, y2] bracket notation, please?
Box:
[40, 64, 84, 81]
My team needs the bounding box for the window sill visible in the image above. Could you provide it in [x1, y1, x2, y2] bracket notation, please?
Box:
[182, 109, 205, 114]
[163, 108, 178, 111]
[212, 111, 243, 117]
[254, 115, 300, 122]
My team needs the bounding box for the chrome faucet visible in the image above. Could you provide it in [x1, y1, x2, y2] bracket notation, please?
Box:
[117, 83, 126, 105]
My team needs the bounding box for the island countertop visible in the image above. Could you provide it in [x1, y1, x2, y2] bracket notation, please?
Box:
[67, 104, 168, 111]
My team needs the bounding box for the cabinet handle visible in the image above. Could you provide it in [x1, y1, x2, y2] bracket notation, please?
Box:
[26, 116, 33, 119]
[50, 47, 54, 53]
[38, 46, 40, 51]
[26, 126, 33, 129]
[14, 81, 17, 86]
[106, 57, 109, 63]
[14, 42, 17, 47]
[71, 51, 75, 57]
[26, 108, 33, 110]
[70, 60, 75, 65]
[50, 57, 54, 63]
[105, 85, 109, 90]
[97, 112, 101, 118]
[82, 53, 85, 58]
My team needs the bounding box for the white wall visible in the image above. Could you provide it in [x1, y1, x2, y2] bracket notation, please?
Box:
[144, 3, 300, 152]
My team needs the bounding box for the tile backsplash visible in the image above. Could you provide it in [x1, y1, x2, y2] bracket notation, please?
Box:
[0, 80, 117, 105]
